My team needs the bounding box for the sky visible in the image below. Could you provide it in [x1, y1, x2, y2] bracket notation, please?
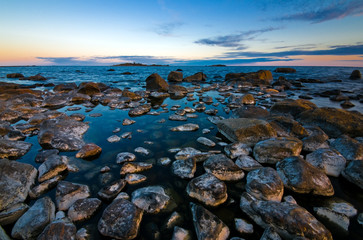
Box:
[1, 0, 363, 66]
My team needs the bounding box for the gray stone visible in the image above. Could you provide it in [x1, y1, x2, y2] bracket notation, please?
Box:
[0, 226, 11, 240]
[126, 174, 147, 184]
[98, 179, 127, 201]
[234, 218, 253, 234]
[98, 199, 143, 239]
[260, 227, 282, 240]
[186, 173, 228, 207]
[116, 152, 136, 164]
[120, 162, 153, 175]
[35, 149, 59, 163]
[342, 160, 363, 189]
[314, 207, 350, 232]
[29, 175, 63, 199]
[190, 202, 230, 240]
[107, 135, 121, 143]
[11, 197, 55, 239]
[302, 126, 329, 152]
[0, 203, 28, 226]
[175, 147, 201, 160]
[37, 218, 77, 240]
[67, 198, 102, 222]
[134, 146, 150, 155]
[169, 114, 188, 121]
[197, 137, 216, 147]
[131, 186, 172, 214]
[0, 139, 32, 159]
[331, 135, 363, 161]
[172, 158, 196, 179]
[203, 154, 244, 181]
[123, 118, 136, 125]
[171, 226, 191, 240]
[129, 104, 151, 116]
[38, 155, 68, 182]
[163, 211, 184, 230]
[306, 148, 346, 177]
[224, 142, 251, 159]
[56, 181, 91, 211]
[235, 155, 262, 171]
[171, 123, 199, 132]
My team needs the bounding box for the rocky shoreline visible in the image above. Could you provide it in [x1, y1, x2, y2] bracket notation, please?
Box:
[0, 69, 362, 239]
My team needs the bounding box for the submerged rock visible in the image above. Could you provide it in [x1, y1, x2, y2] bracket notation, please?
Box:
[171, 123, 199, 131]
[197, 136, 216, 147]
[0, 139, 32, 159]
[120, 162, 153, 175]
[203, 154, 244, 181]
[56, 181, 91, 211]
[169, 114, 188, 121]
[190, 202, 230, 240]
[98, 199, 143, 239]
[107, 135, 121, 143]
[131, 185, 172, 214]
[117, 152, 136, 163]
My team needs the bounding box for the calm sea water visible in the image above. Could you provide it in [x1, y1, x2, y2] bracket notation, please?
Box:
[1, 66, 363, 239]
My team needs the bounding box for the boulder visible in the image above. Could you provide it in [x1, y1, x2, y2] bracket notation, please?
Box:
[224, 142, 251, 159]
[56, 181, 91, 211]
[270, 99, 317, 118]
[168, 71, 183, 82]
[29, 74, 47, 81]
[342, 160, 363, 189]
[11, 197, 55, 239]
[203, 154, 244, 181]
[306, 148, 347, 177]
[190, 202, 230, 240]
[29, 175, 63, 199]
[172, 158, 196, 179]
[274, 67, 296, 73]
[168, 85, 188, 96]
[6, 73, 24, 78]
[298, 107, 363, 138]
[240, 192, 332, 240]
[302, 126, 329, 152]
[183, 72, 206, 82]
[253, 137, 303, 164]
[37, 218, 77, 240]
[131, 186, 173, 214]
[146, 73, 169, 92]
[0, 203, 29, 226]
[67, 198, 102, 222]
[186, 173, 228, 207]
[216, 118, 277, 146]
[98, 199, 143, 240]
[233, 105, 269, 119]
[349, 70, 361, 79]
[0, 159, 37, 211]
[235, 155, 263, 171]
[76, 143, 102, 159]
[266, 116, 308, 138]
[38, 155, 68, 182]
[98, 179, 127, 201]
[276, 156, 334, 196]
[246, 167, 284, 201]
[331, 135, 363, 161]
[77, 82, 101, 96]
[0, 139, 32, 159]
[38, 116, 89, 151]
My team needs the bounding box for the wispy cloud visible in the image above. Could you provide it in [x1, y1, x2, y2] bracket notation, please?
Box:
[36, 57, 99, 66]
[194, 27, 280, 48]
[154, 22, 184, 36]
[275, 0, 363, 23]
[175, 57, 297, 66]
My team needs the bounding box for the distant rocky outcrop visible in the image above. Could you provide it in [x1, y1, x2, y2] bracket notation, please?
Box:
[274, 67, 296, 73]
[225, 70, 273, 85]
[349, 69, 361, 79]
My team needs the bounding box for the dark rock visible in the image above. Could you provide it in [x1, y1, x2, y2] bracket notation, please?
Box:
[225, 70, 273, 86]
[98, 199, 143, 240]
[168, 71, 183, 82]
[270, 99, 317, 118]
[29, 74, 47, 81]
[69, 113, 86, 121]
[235, 155, 263, 171]
[67, 198, 102, 222]
[253, 137, 303, 164]
[216, 118, 277, 146]
[190, 202, 230, 240]
[98, 179, 127, 201]
[306, 148, 347, 177]
[349, 70, 361, 80]
[35, 149, 59, 163]
[11, 197, 55, 239]
[43, 95, 70, 109]
[0, 139, 32, 159]
[203, 154, 244, 181]
[298, 107, 363, 138]
[76, 143, 102, 159]
[266, 116, 308, 138]
[186, 173, 228, 207]
[183, 72, 206, 82]
[121, 71, 133, 75]
[37, 218, 77, 240]
[276, 156, 334, 196]
[53, 83, 77, 92]
[233, 105, 269, 119]
[240, 94, 255, 105]
[331, 135, 363, 161]
[129, 104, 151, 116]
[168, 85, 188, 96]
[6, 73, 24, 78]
[122, 89, 142, 100]
[302, 126, 329, 152]
[342, 160, 363, 189]
[38, 155, 67, 182]
[146, 73, 169, 92]
[172, 158, 196, 179]
[0, 203, 29, 226]
[116, 152, 136, 164]
[56, 181, 91, 211]
[341, 100, 355, 108]
[120, 162, 153, 174]
[224, 142, 251, 159]
[0, 159, 37, 211]
[29, 175, 63, 199]
[274, 68, 296, 73]
[77, 82, 102, 96]
[0, 109, 22, 123]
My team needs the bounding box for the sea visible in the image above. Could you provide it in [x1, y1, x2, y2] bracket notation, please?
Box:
[0, 66, 362, 239]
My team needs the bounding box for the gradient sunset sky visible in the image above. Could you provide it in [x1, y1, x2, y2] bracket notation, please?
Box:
[1, 0, 363, 66]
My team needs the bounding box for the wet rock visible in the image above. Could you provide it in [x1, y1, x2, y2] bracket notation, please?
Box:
[306, 148, 346, 177]
[315, 206, 350, 232]
[67, 198, 101, 222]
[158, 157, 172, 166]
[28, 74, 47, 81]
[270, 99, 317, 118]
[38, 155, 68, 182]
[98, 179, 127, 201]
[0, 226, 11, 240]
[107, 135, 121, 143]
[172, 158, 196, 179]
[224, 142, 251, 159]
[29, 175, 63, 199]
[11, 197, 55, 239]
[123, 118, 136, 125]
[76, 228, 89, 240]
[194, 102, 206, 112]
[37, 218, 77, 240]
[0, 203, 29, 226]
[6, 73, 24, 78]
[171, 123, 199, 131]
[240, 94, 255, 105]
[204, 154, 244, 181]
[98, 199, 143, 239]
[298, 107, 363, 138]
[341, 160, 363, 189]
[121, 132, 132, 139]
[207, 116, 225, 124]
[358, 213, 363, 225]
[163, 211, 184, 230]
[134, 146, 150, 155]
[240, 192, 332, 240]
[175, 147, 202, 160]
[56, 181, 91, 211]
[186, 173, 228, 207]
[253, 137, 303, 164]
[38, 116, 89, 151]
[349, 69, 361, 79]
[120, 162, 153, 174]
[267, 116, 308, 138]
[341, 100, 355, 108]
[331, 135, 363, 161]
[183, 72, 206, 82]
[129, 104, 151, 116]
[168, 71, 183, 82]
[0, 159, 37, 211]
[171, 226, 191, 240]
[89, 113, 102, 117]
[117, 152, 136, 164]
[302, 126, 329, 152]
[77, 82, 101, 96]
[190, 202, 230, 240]
[0, 109, 22, 123]
[246, 167, 284, 201]
[131, 185, 172, 214]
[216, 118, 277, 146]
[43, 94, 70, 109]
[169, 85, 188, 96]
[274, 67, 296, 73]
[28, 110, 65, 125]
[149, 91, 170, 99]
[197, 136, 216, 147]
[260, 227, 282, 240]
[235, 155, 262, 171]
[169, 114, 188, 121]
[276, 156, 334, 196]
[0, 139, 32, 159]
[126, 174, 147, 184]
[146, 73, 169, 92]
[76, 143, 102, 159]
[234, 218, 253, 234]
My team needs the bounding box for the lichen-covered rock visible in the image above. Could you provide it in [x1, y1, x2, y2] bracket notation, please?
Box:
[306, 148, 346, 177]
[56, 181, 91, 211]
[98, 199, 143, 239]
[203, 154, 244, 181]
[246, 167, 284, 202]
[11, 197, 55, 239]
[190, 202, 230, 240]
[175, 147, 202, 160]
[131, 186, 172, 214]
[0, 159, 37, 211]
[67, 198, 101, 222]
[172, 158, 196, 179]
[302, 126, 329, 152]
[331, 135, 363, 161]
[0, 139, 32, 159]
[240, 192, 332, 240]
[253, 137, 303, 164]
[146, 73, 169, 92]
[270, 99, 317, 118]
[76, 143, 102, 159]
[216, 118, 277, 146]
[98, 179, 127, 201]
[186, 173, 227, 207]
[267, 116, 308, 138]
[37, 218, 77, 240]
[276, 156, 334, 196]
[342, 160, 363, 189]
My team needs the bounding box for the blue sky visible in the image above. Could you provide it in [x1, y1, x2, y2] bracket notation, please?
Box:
[1, 0, 363, 66]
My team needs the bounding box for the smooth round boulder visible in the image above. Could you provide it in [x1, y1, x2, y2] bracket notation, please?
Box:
[306, 148, 346, 177]
[203, 154, 244, 181]
[131, 186, 172, 214]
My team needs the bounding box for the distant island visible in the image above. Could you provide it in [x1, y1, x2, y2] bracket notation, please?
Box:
[112, 62, 169, 67]
[209, 64, 226, 67]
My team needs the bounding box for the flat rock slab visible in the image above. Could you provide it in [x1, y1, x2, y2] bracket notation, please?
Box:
[131, 186, 172, 214]
[56, 181, 91, 211]
[116, 152, 136, 164]
[0, 159, 37, 211]
[0, 139, 32, 159]
[0, 203, 29, 226]
[190, 202, 230, 240]
[203, 154, 244, 181]
[68, 198, 102, 222]
[120, 162, 153, 175]
[186, 173, 228, 207]
[98, 199, 143, 240]
[216, 118, 277, 146]
[276, 156, 334, 196]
